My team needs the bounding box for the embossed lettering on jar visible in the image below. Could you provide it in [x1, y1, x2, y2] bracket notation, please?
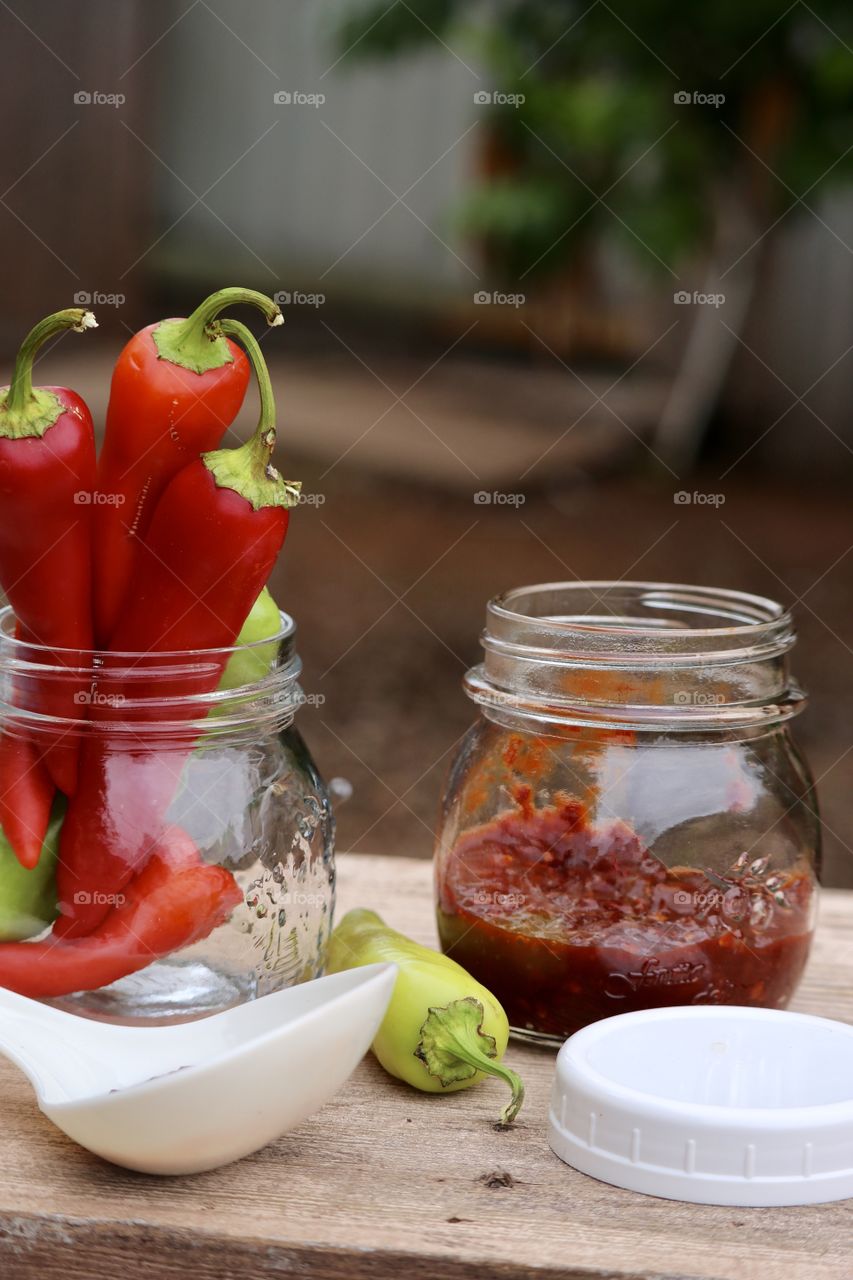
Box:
[434, 583, 820, 1046]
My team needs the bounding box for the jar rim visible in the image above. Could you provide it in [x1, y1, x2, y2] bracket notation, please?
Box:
[0, 604, 296, 665]
[0, 605, 304, 743]
[489, 581, 792, 654]
[471, 581, 803, 731]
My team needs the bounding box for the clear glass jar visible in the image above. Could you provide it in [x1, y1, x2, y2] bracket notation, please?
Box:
[0, 605, 334, 1022]
[435, 582, 820, 1046]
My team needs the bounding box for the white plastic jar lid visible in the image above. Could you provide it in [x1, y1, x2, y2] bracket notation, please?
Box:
[548, 1006, 853, 1206]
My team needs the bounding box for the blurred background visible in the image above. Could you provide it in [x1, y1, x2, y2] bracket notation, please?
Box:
[0, 0, 850, 882]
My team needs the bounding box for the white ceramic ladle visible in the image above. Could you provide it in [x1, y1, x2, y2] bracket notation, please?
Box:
[0, 963, 396, 1175]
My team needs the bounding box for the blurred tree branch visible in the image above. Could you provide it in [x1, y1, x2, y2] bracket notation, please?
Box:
[335, 0, 853, 281]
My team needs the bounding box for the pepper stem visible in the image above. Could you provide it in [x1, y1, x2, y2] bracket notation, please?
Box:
[152, 287, 283, 375]
[202, 318, 300, 512]
[0, 308, 97, 438]
[415, 997, 526, 1125]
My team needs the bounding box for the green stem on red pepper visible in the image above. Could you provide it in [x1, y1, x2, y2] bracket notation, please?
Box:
[204, 319, 300, 511]
[92, 286, 285, 646]
[153, 286, 283, 375]
[0, 307, 96, 437]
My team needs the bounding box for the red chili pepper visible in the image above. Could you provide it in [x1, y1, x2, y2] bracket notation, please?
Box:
[0, 733, 54, 870]
[92, 287, 283, 647]
[56, 319, 299, 937]
[0, 308, 98, 810]
[0, 825, 240, 998]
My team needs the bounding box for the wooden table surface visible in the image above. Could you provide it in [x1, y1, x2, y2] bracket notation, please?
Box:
[0, 854, 850, 1280]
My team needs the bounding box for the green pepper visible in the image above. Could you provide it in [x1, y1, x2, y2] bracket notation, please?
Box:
[218, 585, 282, 692]
[0, 799, 62, 940]
[327, 908, 525, 1124]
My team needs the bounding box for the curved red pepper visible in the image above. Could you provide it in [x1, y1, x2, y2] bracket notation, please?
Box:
[0, 825, 240, 998]
[56, 320, 299, 937]
[0, 308, 98, 811]
[92, 287, 283, 647]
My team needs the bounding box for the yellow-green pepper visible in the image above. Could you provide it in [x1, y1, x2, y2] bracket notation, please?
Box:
[327, 908, 524, 1123]
[218, 585, 282, 692]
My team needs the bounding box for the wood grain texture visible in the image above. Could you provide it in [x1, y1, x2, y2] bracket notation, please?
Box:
[0, 853, 850, 1280]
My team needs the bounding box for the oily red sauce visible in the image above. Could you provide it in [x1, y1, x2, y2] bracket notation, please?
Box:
[437, 794, 815, 1040]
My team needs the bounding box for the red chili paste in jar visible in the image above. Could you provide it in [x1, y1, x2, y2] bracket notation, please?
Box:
[436, 794, 815, 1040]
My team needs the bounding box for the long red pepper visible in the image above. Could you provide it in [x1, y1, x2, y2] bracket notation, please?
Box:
[92, 287, 283, 647]
[0, 309, 97, 833]
[0, 825, 240, 998]
[56, 320, 299, 937]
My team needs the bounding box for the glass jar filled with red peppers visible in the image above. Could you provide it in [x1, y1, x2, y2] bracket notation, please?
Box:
[0, 606, 334, 1021]
[434, 582, 820, 1046]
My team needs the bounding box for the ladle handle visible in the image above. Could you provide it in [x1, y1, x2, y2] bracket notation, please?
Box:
[0, 985, 107, 1102]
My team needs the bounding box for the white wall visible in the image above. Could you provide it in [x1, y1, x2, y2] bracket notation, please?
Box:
[158, 0, 480, 301]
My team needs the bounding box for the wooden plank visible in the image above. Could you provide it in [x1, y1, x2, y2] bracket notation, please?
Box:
[0, 855, 849, 1280]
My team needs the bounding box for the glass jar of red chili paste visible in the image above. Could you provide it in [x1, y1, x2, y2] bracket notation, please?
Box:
[434, 582, 820, 1046]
